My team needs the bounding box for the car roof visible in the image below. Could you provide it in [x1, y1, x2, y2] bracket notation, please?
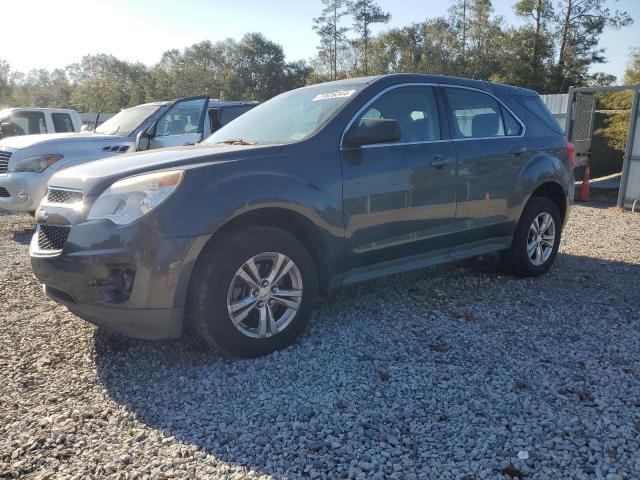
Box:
[0, 107, 77, 113]
[139, 99, 259, 109]
[312, 73, 539, 96]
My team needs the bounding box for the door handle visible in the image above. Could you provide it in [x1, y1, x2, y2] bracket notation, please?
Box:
[429, 156, 451, 169]
[511, 146, 528, 156]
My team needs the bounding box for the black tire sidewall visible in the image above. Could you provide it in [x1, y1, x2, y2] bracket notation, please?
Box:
[189, 226, 318, 357]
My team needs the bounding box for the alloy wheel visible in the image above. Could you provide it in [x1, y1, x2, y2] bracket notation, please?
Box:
[527, 212, 556, 266]
[226, 252, 303, 338]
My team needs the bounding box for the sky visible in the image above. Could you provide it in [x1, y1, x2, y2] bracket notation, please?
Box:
[2, 0, 639, 81]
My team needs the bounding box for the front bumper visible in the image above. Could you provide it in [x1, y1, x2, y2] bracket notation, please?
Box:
[30, 215, 209, 340]
[0, 172, 48, 212]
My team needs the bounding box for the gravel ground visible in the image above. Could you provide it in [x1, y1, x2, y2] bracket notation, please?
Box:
[1, 202, 639, 480]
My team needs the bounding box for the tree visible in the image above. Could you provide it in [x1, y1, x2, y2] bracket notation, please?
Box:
[67, 54, 150, 111]
[313, 0, 350, 80]
[594, 50, 639, 159]
[0, 59, 11, 106]
[624, 48, 640, 84]
[234, 33, 310, 100]
[348, 0, 390, 75]
[551, 0, 633, 92]
[513, 0, 554, 91]
[448, 0, 469, 66]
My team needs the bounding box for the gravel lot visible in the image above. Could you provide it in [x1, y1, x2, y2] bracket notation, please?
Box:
[1, 201, 639, 480]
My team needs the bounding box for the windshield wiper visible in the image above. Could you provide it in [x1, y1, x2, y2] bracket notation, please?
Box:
[215, 138, 257, 146]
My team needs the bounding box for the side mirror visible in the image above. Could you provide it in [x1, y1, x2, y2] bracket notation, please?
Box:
[344, 119, 401, 148]
[135, 123, 155, 151]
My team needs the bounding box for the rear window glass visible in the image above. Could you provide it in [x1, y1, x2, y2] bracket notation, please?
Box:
[220, 106, 253, 127]
[445, 88, 522, 139]
[512, 95, 563, 134]
[52, 113, 74, 132]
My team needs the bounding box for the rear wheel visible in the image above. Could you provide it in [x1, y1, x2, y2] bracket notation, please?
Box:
[502, 197, 562, 277]
[187, 226, 318, 357]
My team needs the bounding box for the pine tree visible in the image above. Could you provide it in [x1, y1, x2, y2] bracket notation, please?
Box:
[348, 0, 391, 75]
[313, 0, 350, 80]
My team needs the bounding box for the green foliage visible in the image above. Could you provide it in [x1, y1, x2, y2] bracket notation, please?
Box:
[1, 1, 638, 114]
[348, 0, 391, 75]
[551, 0, 633, 93]
[624, 48, 640, 84]
[593, 49, 640, 156]
[313, 0, 350, 80]
[0, 32, 310, 112]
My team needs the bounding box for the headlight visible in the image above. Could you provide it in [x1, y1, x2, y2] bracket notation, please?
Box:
[14, 154, 63, 173]
[87, 170, 183, 225]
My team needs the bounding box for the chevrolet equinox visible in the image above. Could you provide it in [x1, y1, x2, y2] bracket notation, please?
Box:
[30, 74, 574, 357]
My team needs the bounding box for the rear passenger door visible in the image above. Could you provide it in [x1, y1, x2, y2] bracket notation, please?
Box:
[341, 85, 458, 273]
[443, 87, 530, 252]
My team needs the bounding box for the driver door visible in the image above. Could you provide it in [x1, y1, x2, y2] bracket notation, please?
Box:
[148, 96, 209, 149]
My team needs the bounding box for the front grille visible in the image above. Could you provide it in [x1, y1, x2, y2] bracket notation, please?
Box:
[37, 225, 70, 251]
[0, 151, 10, 174]
[46, 188, 83, 204]
[0, 187, 9, 197]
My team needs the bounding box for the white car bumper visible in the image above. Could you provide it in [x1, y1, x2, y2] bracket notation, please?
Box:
[0, 172, 48, 212]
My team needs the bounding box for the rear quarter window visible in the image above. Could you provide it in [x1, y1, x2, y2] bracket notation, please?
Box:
[511, 94, 564, 135]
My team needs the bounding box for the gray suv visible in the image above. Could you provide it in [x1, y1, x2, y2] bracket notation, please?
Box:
[30, 74, 574, 357]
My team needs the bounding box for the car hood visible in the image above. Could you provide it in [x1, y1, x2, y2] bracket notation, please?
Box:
[49, 143, 282, 195]
[0, 131, 126, 150]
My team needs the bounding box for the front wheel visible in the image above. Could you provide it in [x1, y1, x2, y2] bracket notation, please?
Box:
[502, 197, 562, 277]
[187, 226, 318, 357]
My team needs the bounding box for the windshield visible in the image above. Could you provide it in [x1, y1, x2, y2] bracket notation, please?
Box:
[95, 104, 163, 136]
[204, 83, 365, 145]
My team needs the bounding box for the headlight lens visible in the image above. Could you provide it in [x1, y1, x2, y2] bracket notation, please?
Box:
[87, 170, 183, 225]
[14, 154, 63, 172]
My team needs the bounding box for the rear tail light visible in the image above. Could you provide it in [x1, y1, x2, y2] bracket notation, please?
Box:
[566, 142, 576, 169]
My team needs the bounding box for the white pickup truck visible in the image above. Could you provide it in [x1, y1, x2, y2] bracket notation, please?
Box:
[0, 97, 257, 213]
[0, 108, 82, 139]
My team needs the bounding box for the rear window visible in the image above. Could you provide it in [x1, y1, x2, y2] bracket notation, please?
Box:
[444, 88, 522, 139]
[52, 113, 75, 132]
[219, 106, 254, 127]
[512, 95, 564, 134]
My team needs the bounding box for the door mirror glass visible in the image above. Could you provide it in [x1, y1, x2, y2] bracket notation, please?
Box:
[135, 128, 152, 151]
[344, 118, 401, 148]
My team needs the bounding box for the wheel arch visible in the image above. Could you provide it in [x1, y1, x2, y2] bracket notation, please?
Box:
[190, 207, 333, 296]
[529, 181, 568, 223]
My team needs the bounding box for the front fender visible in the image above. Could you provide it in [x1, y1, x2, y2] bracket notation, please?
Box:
[143, 150, 344, 253]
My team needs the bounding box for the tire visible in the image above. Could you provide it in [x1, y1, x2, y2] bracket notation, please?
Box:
[502, 197, 562, 278]
[186, 225, 318, 358]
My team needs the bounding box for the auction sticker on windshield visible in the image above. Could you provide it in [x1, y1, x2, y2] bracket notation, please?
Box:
[312, 90, 357, 101]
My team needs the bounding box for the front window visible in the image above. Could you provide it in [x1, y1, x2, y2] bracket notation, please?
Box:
[95, 104, 163, 136]
[2, 111, 47, 135]
[204, 83, 366, 145]
[154, 98, 207, 137]
[354, 86, 441, 143]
